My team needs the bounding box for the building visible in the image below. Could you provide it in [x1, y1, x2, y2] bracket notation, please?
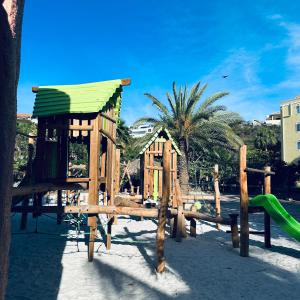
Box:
[265, 112, 281, 126]
[17, 113, 37, 124]
[251, 112, 281, 126]
[130, 123, 154, 138]
[281, 96, 300, 164]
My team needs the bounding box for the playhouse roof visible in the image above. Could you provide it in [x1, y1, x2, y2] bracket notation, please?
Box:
[139, 127, 181, 155]
[32, 79, 125, 118]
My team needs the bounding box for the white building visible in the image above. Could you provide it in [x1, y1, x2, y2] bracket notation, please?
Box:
[265, 112, 281, 126]
[130, 124, 154, 138]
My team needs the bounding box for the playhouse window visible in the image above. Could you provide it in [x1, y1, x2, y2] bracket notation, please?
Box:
[297, 141, 300, 150]
[296, 123, 300, 132]
[296, 104, 300, 114]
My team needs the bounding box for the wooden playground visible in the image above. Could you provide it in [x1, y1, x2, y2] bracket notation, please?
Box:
[11, 78, 280, 273]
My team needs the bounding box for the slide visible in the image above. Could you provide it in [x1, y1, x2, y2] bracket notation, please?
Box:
[250, 194, 300, 242]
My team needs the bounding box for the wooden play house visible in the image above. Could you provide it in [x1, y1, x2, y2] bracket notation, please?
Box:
[139, 127, 181, 201]
[17, 78, 129, 260]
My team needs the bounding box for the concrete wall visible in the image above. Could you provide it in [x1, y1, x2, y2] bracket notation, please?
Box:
[281, 98, 300, 164]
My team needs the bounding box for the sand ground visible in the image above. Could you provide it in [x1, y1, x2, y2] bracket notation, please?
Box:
[7, 196, 300, 300]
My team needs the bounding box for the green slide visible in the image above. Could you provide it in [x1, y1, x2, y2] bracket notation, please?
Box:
[250, 194, 300, 242]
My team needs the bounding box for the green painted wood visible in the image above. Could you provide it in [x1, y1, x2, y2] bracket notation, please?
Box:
[32, 79, 123, 118]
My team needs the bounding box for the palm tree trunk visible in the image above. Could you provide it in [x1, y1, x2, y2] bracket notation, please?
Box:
[0, 2, 24, 298]
[178, 138, 189, 194]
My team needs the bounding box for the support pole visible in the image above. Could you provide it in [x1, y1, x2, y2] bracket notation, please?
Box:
[229, 214, 239, 248]
[264, 166, 271, 248]
[156, 140, 171, 273]
[214, 164, 221, 230]
[240, 145, 249, 257]
[88, 114, 101, 261]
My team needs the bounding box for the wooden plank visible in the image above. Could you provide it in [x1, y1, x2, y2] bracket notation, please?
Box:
[156, 140, 172, 273]
[100, 112, 116, 124]
[81, 120, 89, 137]
[146, 166, 163, 171]
[149, 144, 154, 196]
[245, 167, 275, 175]
[100, 128, 116, 144]
[114, 149, 121, 195]
[87, 114, 101, 261]
[72, 119, 80, 137]
[143, 152, 149, 199]
[214, 164, 221, 230]
[121, 78, 131, 86]
[12, 205, 233, 224]
[240, 145, 249, 257]
[106, 217, 114, 250]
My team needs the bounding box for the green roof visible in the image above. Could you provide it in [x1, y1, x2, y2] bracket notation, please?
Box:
[139, 127, 181, 155]
[32, 79, 123, 118]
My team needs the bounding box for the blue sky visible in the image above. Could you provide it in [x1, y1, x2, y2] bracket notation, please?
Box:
[18, 0, 300, 124]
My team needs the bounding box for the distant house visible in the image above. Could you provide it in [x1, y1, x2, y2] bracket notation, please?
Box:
[265, 112, 281, 126]
[17, 113, 37, 124]
[281, 96, 300, 164]
[130, 123, 154, 138]
[252, 112, 281, 126]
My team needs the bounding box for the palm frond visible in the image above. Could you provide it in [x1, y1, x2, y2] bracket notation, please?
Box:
[198, 92, 229, 113]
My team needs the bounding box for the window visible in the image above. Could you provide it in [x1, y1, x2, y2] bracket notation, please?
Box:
[296, 123, 300, 132]
[296, 104, 300, 114]
[297, 141, 300, 150]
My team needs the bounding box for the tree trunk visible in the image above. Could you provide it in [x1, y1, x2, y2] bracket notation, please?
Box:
[0, 1, 24, 298]
[178, 138, 189, 195]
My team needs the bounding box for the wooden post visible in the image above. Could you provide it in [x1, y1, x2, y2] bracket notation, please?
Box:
[240, 145, 249, 257]
[176, 205, 184, 242]
[106, 216, 114, 250]
[264, 166, 271, 248]
[114, 149, 121, 194]
[143, 152, 148, 199]
[57, 190, 62, 224]
[229, 214, 239, 248]
[169, 216, 177, 238]
[156, 140, 171, 273]
[214, 164, 221, 230]
[88, 114, 101, 261]
[190, 218, 196, 237]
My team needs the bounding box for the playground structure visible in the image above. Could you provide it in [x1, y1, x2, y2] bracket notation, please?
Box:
[15, 79, 300, 271]
[139, 127, 181, 202]
[12, 78, 129, 261]
[11, 80, 240, 272]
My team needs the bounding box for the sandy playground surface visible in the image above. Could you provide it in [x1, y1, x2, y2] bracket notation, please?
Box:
[7, 196, 300, 300]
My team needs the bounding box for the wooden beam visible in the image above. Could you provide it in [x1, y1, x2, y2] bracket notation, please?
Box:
[156, 140, 172, 273]
[100, 112, 116, 124]
[245, 167, 275, 175]
[240, 145, 249, 257]
[100, 128, 116, 144]
[11, 205, 233, 225]
[32, 86, 39, 93]
[121, 78, 131, 86]
[214, 164, 221, 230]
[12, 182, 86, 198]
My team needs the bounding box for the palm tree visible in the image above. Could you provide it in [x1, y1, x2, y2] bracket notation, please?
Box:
[134, 81, 242, 193]
[116, 119, 131, 149]
[254, 125, 279, 152]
